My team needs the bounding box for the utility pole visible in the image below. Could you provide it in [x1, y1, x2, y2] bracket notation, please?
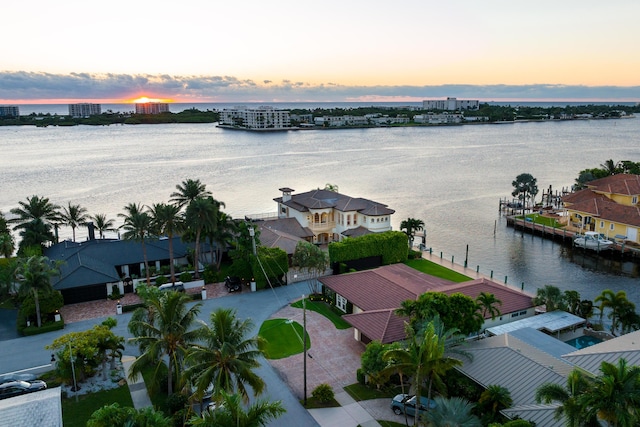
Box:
[303, 294, 307, 406]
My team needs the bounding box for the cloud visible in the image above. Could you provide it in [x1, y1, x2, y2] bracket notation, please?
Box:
[1, 71, 639, 103]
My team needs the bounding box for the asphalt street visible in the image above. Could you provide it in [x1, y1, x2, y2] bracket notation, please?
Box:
[0, 280, 319, 427]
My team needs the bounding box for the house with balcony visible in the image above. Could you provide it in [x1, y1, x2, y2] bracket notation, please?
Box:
[273, 187, 395, 244]
[562, 174, 640, 244]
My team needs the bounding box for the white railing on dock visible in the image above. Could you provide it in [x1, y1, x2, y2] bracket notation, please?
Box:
[245, 212, 279, 221]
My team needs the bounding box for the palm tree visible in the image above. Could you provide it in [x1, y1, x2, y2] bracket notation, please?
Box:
[0, 233, 15, 258]
[148, 203, 183, 283]
[90, 213, 116, 239]
[15, 256, 60, 327]
[119, 203, 153, 285]
[400, 218, 425, 249]
[128, 290, 202, 395]
[532, 284, 565, 312]
[580, 359, 640, 427]
[383, 319, 466, 426]
[423, 396, 481, 427]
[170, 178, 212, 209]
[475, 292, 502, 321]
[185, 197, 218, 279]
[183, 308, 265, 403]
[536, 369, 599, 427]
[600, 159, 622, 176]
[476, 384, 513, 424]
[595, 289, 631, 335]
[188, 391, 285, 427]
[60, 202, 88, 242]
[9, 195, 61, 249]
[207, 211, 236, 272]
[564, 290, 582, 315]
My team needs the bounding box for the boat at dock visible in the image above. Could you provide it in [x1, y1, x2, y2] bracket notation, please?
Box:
[574, 232, 614, 251]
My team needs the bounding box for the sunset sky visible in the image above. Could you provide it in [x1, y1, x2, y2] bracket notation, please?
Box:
[2, 0, 640, 103]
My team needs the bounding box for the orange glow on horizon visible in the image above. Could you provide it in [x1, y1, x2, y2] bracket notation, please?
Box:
[129, 96, 174, 104]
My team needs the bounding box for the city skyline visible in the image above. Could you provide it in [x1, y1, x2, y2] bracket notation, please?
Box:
[2, 0, 640, 103]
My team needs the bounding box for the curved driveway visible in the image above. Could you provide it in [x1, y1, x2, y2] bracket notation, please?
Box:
[0, 281, 318, 427]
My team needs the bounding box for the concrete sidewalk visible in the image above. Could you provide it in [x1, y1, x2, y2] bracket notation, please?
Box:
[121, 355, 152, 409]
[308, 391, 381, 427]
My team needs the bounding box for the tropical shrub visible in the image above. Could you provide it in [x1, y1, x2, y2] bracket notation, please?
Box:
[179, 271, 192, 283]
[312, 383, 335, 403]
[155, 275, 168, 286]
[328, 231, 408, 267]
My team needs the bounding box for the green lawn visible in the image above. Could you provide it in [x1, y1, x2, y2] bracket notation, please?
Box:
[404, 258, 471, 282]
[259, 318, 310, 359]
[524, 213, 563, 228]
[344, 382, 396, 401]
[290, 298, 351, 329]
[301, 396, 341, 409]
[62, 385, 133, 427]
[140, 364, 169, 412]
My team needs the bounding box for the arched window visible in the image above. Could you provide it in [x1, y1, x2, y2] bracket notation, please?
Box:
[314, 213, 320, 223]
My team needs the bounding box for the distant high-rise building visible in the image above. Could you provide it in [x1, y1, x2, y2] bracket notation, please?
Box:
[423, 97, 479, 111]
[0, 105, 20, 117]
[135, 102, 169, 115]
[69, 103, 102, 118]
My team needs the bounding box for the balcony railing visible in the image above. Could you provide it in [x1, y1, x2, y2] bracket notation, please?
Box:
[309, 221, 336, 230]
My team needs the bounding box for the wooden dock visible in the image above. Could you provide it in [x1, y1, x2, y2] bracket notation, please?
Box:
[506, 215, 640, 259]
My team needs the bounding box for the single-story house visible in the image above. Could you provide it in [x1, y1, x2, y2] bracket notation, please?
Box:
[319, 263, 535, 344]
[44, 236, 195, 304]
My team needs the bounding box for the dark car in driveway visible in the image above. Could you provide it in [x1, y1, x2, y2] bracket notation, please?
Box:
[390, 393, 436, 417]
[0, 380, 47, 400]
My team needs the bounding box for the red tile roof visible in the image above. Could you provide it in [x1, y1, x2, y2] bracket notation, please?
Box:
[586, 173, 640, 196]
[343, 309, 409, 344]
[564, 194, 640, 227]
[321, 264, 535, 343]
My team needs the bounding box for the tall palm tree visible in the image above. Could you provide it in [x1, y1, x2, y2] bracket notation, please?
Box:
[9, 195, 61, 249]
[170, 178, 212, 209]
[183, 308, 265, 403]
[564, 290, 582, 315]
[185, 197, 218, 279]
[400, 218, 425, 249]
[382, 319, 466, 426]
[595, 289, 631, 335]
[580, 359, 640, 427]
[207, 211, 236, 271]
[511, 173, 539, 215]
[424, 396, 481, 427]
[15, 256, 60, 327]
[536, 369, 599, 427]
[128, 290, 202, 395]
[148, 203, 184, 284]
[60, 202, 88, 242]
[9, 195, 61, 230]
[188, 391, 285, 427]
[90, 213, 116, 239]
[119, 203, 153, 285]
[475, 292, 502, 321]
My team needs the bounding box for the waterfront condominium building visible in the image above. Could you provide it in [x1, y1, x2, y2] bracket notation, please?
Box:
[423, 97, 479, 111]
[68, 103, 102, 118]
[135, 102, 169, 115]
[0, 105, 20, 117]
[219, 106, 292, 130]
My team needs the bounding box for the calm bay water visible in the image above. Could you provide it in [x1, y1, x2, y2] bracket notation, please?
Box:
[2, 117, 639, 306]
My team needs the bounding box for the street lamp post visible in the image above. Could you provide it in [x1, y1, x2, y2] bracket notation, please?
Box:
[248, 225, 257, 256]
[69, 341, 79, 402]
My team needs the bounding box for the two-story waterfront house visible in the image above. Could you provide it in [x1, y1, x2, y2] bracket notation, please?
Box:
[273, 187, 395, 244]
[563, 174, 640, 244]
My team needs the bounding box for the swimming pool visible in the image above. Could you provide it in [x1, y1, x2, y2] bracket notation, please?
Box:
[565, 336, 602, 349]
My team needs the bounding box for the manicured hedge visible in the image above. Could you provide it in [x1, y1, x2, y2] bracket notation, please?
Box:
[21, 319, 64, 336]
[251, 247, 289, 290]
[328, 231, 408, 266]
